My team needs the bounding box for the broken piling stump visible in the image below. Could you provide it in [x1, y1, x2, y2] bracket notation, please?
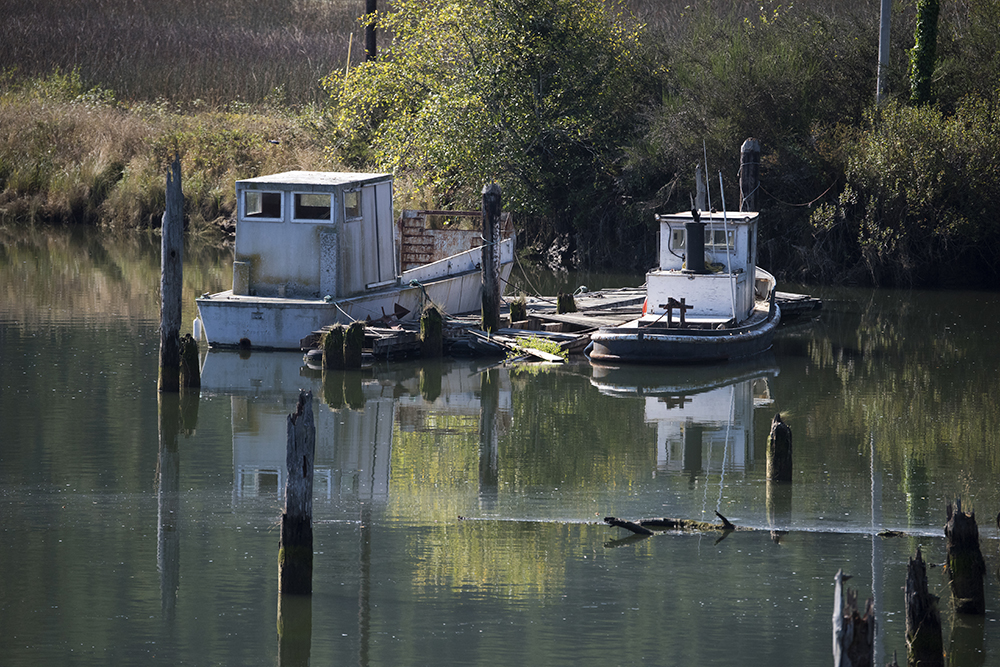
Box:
[279, 391, 316, 595]
[766, 413, 792, 482]
[179, 333, 200, 389]
[420, 306, 443, 358]
[556, 292, 577, 314]
[905, 546, 944, 667]
[832, 569, 874, 667]
[321, 325, 345, 370]
[945, 498, 986, 614]
[344, 321, 365, 369]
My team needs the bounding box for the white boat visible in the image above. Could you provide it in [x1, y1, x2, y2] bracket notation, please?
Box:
[588, 209, 780, 364]
[195, 171, 515, 349]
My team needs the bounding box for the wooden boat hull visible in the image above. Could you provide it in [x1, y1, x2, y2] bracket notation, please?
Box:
[588, 304, 781, 365]
[196, 259, 513, 350]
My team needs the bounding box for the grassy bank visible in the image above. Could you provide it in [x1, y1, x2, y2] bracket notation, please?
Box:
[2, 0, 1000, 286]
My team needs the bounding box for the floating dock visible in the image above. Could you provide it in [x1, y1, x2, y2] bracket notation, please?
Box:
[301, 288, 821, 363]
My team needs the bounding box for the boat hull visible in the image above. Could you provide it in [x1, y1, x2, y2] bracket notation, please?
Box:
[588, 304, 781, 365]
[197, 263, 512, 350]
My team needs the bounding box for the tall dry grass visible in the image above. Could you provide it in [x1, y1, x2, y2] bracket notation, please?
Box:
[0, 0, 365, 106]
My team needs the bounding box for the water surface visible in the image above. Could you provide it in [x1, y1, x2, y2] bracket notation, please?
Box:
[2, 228, 1000, 665]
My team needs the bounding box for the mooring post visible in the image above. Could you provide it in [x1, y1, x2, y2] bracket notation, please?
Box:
[766, 413, 792, 482]
[420, 306, 443, 358]
[344, 321, 365, 369]
[905, 546, 944, 667]
[158, 154, 183, 393]
[481, 183, 502, 333]
[833, 569, 875, 667]
[279, 391, 316, 596]
[945, 498, 986, 614]
[739, 138, 760, 213]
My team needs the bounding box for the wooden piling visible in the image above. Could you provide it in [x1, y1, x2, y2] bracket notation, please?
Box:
[905, 546, 944, 667]
[321, 325, 345, 370]
[739, 138, 760, 212]
[344, 321, 365, 369]
[179, 333, 200, 389]
[420, 306, 443, 358]
[279, 391, 316, 596]
[481, 183, 502, 333]
[766, 413, 792, 482]
[277, 593, 312, 667]
[158, 154, 183, 393]
[945, 498, 986, 614]
[832, 569, 874, 667]
[556, 292, 577, 314]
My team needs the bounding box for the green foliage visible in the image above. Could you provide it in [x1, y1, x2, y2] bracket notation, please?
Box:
[323, 0, 654, 224]
[511, 335, 567, 360]
[809, 95, 1000, 286]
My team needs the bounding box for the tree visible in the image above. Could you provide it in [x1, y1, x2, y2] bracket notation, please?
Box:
[323, 0, 653, 224]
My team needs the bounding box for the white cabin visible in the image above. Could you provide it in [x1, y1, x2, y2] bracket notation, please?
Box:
[647, 211, 763, 325]
[232, 171, 395, 299]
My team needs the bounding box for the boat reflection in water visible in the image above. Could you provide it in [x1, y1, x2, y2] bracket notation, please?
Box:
[590, 354, 778, 482]
[198, 350, 510, 506]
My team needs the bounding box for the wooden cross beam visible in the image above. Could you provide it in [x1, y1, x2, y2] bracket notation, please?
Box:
[658, 297, 693, 327]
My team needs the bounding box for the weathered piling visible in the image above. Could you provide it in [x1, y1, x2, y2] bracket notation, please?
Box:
[766, 413, 792, 482]
[739, 138, 760, 212]
[420, 306, 443, 358]
[179, 333, 200, 389]
[766, 479, 792, 543]
[158, 154, 183, 393]
[481, 183, 502, 333]
[832, 569, 875, 667]
[344, 321, 365, 369]
[321, 325, 345, 370]
[277, 594, 312, 667]
[945, 498, 985, 614]
[905, 546, 944, 667]
[556, 292, 577, 314]
[279, 391, 316, 595]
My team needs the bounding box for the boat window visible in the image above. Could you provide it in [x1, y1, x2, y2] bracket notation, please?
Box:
[670, 228, 685, 251]
[344, 189, 361, 220]
[705, 228, 734, 250]
[244, 191, 282, 220]
[293, 193, 332, 221]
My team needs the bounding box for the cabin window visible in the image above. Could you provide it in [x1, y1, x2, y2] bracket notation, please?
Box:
[293, 193, 332, 221]
[705, 228, 734, 250]
[344, 189, 361, 220]
[244, 191, 282, 220]
[670, 228, 685, 251]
